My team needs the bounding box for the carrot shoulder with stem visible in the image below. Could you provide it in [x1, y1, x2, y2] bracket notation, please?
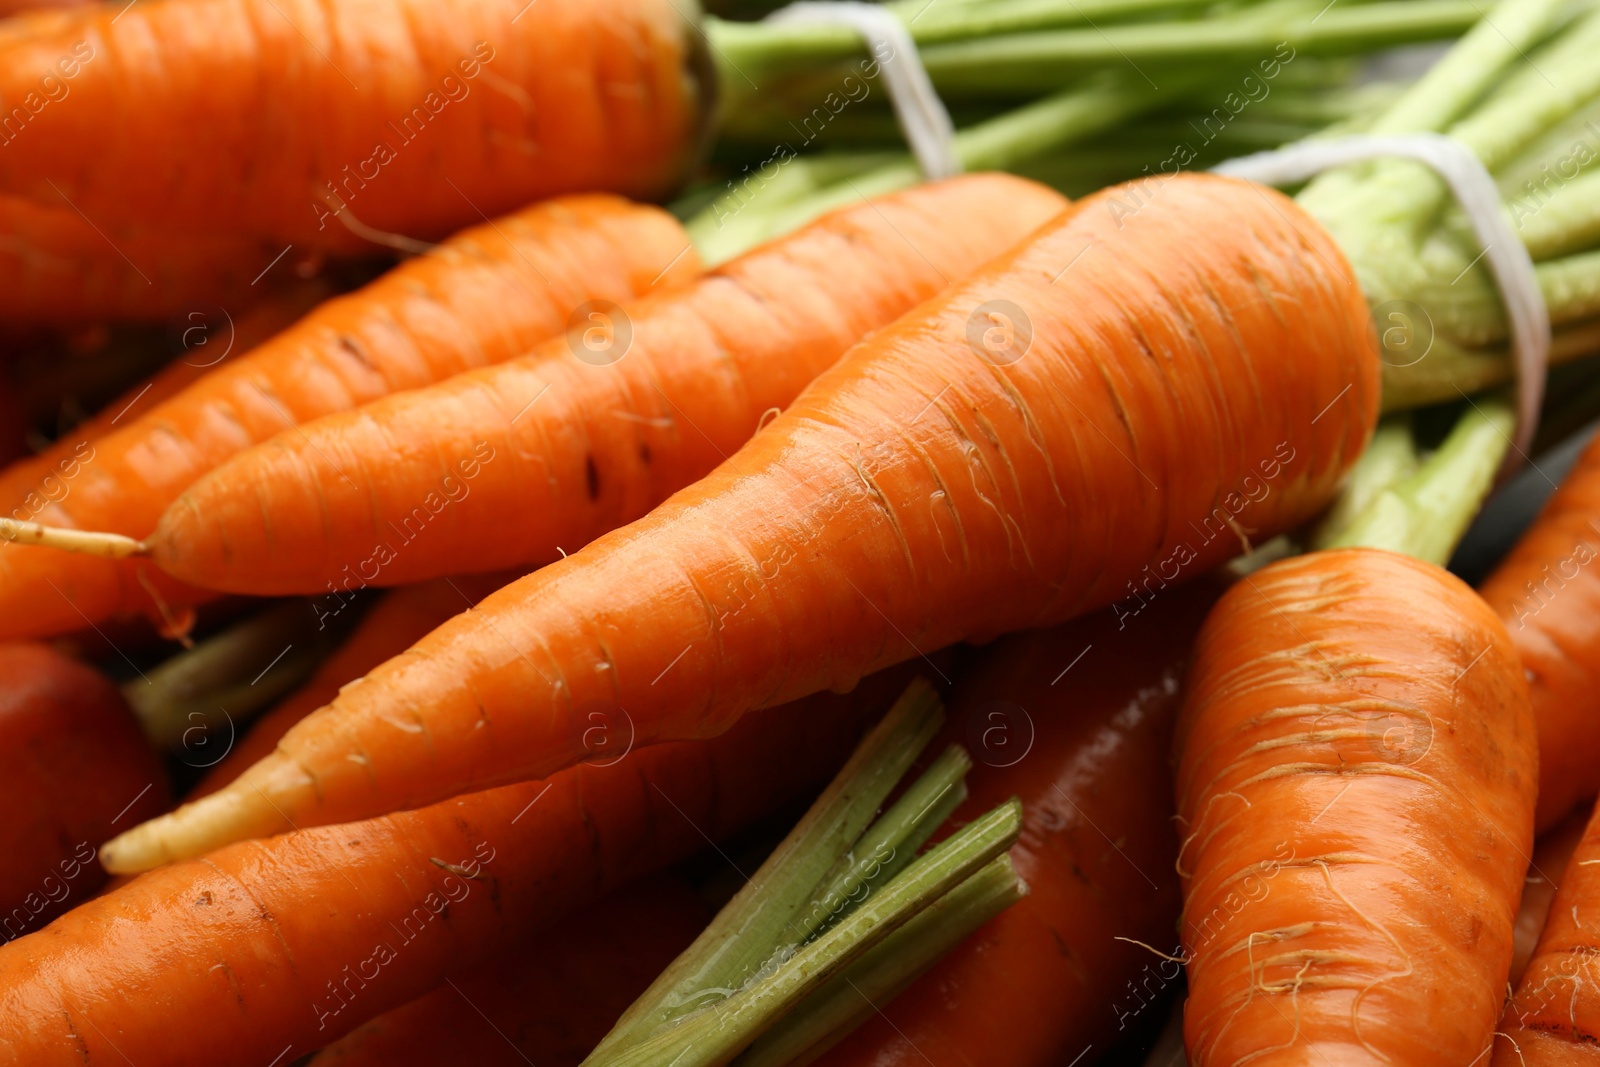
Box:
[102, 170, 1380, 874]
[0, 193, 697, 640]
[130, 172, 1068, 596]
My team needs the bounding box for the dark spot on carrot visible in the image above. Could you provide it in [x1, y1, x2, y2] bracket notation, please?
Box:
[194, 891, 213, 907]
[639, 442, 651, 465]
[337, 334, 373, 370]
[586, 455, 601, 501]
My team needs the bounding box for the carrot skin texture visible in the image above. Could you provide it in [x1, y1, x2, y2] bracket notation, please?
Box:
[0, 0, 706, 250]
[0, 675, 910, 1066]
[310, 874, 713, 1067]
[1480, 430, 1600, 832]
[0, 195, 697, 640]
[0, 195, 291, 325]
[191, 571, 520, 797]
[1494, 796, 1600, 1063]
[128, 171, 1376, 867]
[1512, 809, 1587, 986]
[818, 578, 1226, 1067]
[1176, 549, 1537, 1066]
[0, 644, 167, 940]
[150, 174, 1070, 595]
[0, 279, 337, 520]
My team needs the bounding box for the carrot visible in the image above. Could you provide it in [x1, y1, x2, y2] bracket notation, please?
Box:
[310, 874, 713, 1067]
[191, 570, 521, 797]
[1494, 795, 1600, 1063]
[1174, 548, 1537, 1065]
[0, 669, 913, 1067]
[1479, 429, 1600, 831]
[0, 0, 706, 253]
[0, 278, 337, 526]
[0, 195, 293, 325]
[0, 194, 697, 640]
[0, 643, 167, 943]
[141, 173, 1068, 596]
[104, 171, 1379, 873]
[1511, 809, 1587, 985]
[815, 576, 1226, 1067]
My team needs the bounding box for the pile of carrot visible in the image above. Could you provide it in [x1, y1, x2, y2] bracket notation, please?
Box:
[16, 0, 1600, 1061]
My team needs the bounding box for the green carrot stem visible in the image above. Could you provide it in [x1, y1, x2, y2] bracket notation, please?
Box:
[799, 744, 972, 943]
[1314, 393, 1514, 565]
[591, 679, 945, 1056]
[690, 75, 1178, 264]
[1310, 416, 1419, 546]
[734, 855, 1027, 1067]
[587, 799, 1025, 1067]
[703, 0, 1252, 84]
[913, 0, 1478, 97]
[122, 599, 352, 752]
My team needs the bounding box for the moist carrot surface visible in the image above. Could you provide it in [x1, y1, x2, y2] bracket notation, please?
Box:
[145, 173, 1068, 595]
[105, 172, 1380, 872]
[0, 0, 707, 251]
[0, 194, 697, 640]
[0, 676, 907, 1066]
[1480, 428, 1600, 832]
[1175, 548, 1537, 1066]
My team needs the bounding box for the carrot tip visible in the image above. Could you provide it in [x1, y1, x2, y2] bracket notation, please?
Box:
[0, 517, 149, 559]
[101, 761, 311, 872]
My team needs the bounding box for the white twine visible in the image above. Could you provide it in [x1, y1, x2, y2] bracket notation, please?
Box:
[1214, 133, 1550, 463]
[766, 1, 962, 180]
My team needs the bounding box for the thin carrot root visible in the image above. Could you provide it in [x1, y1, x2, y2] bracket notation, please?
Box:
[0, 518, 148, 559]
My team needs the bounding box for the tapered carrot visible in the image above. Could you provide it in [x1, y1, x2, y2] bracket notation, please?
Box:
[311, 874, 713, 1067]
[0, 195, 291, 325]
[816, 576, 1226, 1067]
[141, 173, 1068, 595]
[0, 643, 167, 943]
[0, 670, 913, 1066]
[104, 172, 1379, 873]
[0, 0, 706, 253]
[1175, 549, 1537, 1065]
[0, 279, 337, 525]
[0, 194, 696, 640]
[1480, 429, 1600, 830]
[192, 571, 520, 797]
[1494, 795, 1600, 1063]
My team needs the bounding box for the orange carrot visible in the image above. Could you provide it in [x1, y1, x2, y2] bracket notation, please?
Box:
[105, 172, 1379, 873]
[0, 670, 913, 1066]
[1511, 809, 1587, 986]
[1480, 430, 1600, 831]
[310, 874, 713, 1067]
[0, 194, 696, 640]
[1494, 795, 1600, 1063]
[192, 571, 520, 797]
[0, 643, 166, 943]
[142, 173, 1067, 595]
[817, 576, 1226, 1067]
[0, 195, 293, 325]
[1175, 549, 1537, 1065]
[0, 0, 706, 253]
[0, 278, 337, 525]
